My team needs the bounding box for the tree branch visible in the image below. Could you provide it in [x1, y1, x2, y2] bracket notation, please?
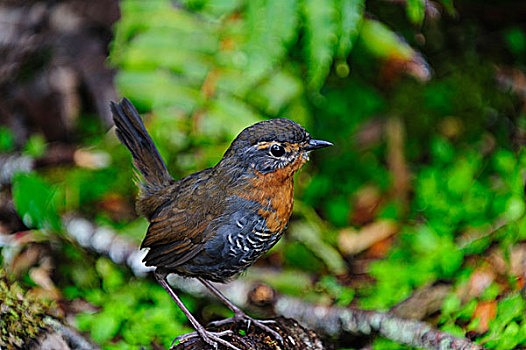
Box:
[56, 215, 484, 350]
[275, 297, 482, 350]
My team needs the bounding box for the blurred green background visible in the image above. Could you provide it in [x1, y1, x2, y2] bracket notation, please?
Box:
[1, 0, 526, 349]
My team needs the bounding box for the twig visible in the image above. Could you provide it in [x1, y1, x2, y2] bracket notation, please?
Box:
[43, 317, 99, 350]
[275, 297, 483, 350]
[386, 116, 410, 212]
[0, 154, 34, 185]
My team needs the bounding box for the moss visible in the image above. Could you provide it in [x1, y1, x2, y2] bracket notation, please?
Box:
[0, 269, 50, 349]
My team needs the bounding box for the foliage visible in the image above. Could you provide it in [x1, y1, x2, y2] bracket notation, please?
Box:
[109, 0, 410, 161]
[479, 294, 526, 349]
[0, 126, 15, 152]
[72, 257, 192, 349]
[359, 146, 526, 311]
[3, 0, 526, 349]
[11, 173, 62, 232]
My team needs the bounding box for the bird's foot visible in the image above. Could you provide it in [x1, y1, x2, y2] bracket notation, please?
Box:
[208, 313, 283, 345]
[170, 329, 241, 350]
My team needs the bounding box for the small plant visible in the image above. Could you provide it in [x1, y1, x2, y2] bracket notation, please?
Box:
[0, 270, 50, 348]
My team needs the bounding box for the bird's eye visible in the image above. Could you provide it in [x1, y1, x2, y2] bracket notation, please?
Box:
[269, 144, 285, 157]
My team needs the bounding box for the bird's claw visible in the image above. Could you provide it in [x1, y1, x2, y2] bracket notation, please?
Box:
[208, 314, 283, 345]
[170, 329, 241, 350]
[208, 317, 236, 328]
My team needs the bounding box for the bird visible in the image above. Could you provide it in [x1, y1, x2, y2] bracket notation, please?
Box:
[110, 98, 332, 349]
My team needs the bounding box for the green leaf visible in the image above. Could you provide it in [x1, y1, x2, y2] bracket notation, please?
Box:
[96, 258, 125, 292]
[359, 19, 413, 60]
[116, 71, 202, 112]
[431, 137, 455, 163]
[499, 322, 522, 350]
[202, 95, 262, 138]
[12, 173, 62, 232]
[504, 195, 525, 221]
[406, 0, 426, 26]
[282, 242, 324, 274]
[325, 195, 350, 227]
[120, 31, 214, 81]
[303, 0, 338, 89]
[112, 0, 193, 58]
[90, 311, 121, 342]
[289, 222, 347, 274]
[336, 0, 364, 59]
[0, 126, 15, 152]
[497, 294, 525, 325]
[193, 0, 243, 18]
[23, 134, 47, 158]
[248, 69, 303, 115]
[441, 294, 461, 317]
[505, 27, 526, 56]
[243, 0, 298, 82]
[318, 275, 354, 306]
[372, 337, 409, 350]
[446, 157, 479, 196]
[494, 149, 516, 175]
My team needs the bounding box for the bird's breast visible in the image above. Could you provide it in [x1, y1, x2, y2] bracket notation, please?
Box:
[235, 167, 295, 234]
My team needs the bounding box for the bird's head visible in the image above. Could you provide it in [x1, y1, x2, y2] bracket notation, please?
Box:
[221, 118, 332, 176]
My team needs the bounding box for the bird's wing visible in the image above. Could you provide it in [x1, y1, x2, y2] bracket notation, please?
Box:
[141, 206, 209, 267]
[140, 169, 224, 268]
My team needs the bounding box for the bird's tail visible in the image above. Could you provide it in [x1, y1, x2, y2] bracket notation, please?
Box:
[110, 98, 173, 191]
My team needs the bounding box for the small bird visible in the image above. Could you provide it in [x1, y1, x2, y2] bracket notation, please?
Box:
[110, 98, 332, 349]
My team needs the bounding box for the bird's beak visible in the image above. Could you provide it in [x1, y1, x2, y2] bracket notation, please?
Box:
[304, 139, 333, 151]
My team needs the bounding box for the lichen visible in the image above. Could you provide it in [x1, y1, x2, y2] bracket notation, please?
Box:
[0, 269, 50, 349]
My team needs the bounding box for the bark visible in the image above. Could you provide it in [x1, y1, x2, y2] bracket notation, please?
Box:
[275, 297, 483, 350]
[172, 317, 329, 350]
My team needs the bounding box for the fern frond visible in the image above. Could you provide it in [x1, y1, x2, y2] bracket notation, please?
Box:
[336, 0, 364, 59]
[243, 0, 299, 83]
[303, 0, 339, 90]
